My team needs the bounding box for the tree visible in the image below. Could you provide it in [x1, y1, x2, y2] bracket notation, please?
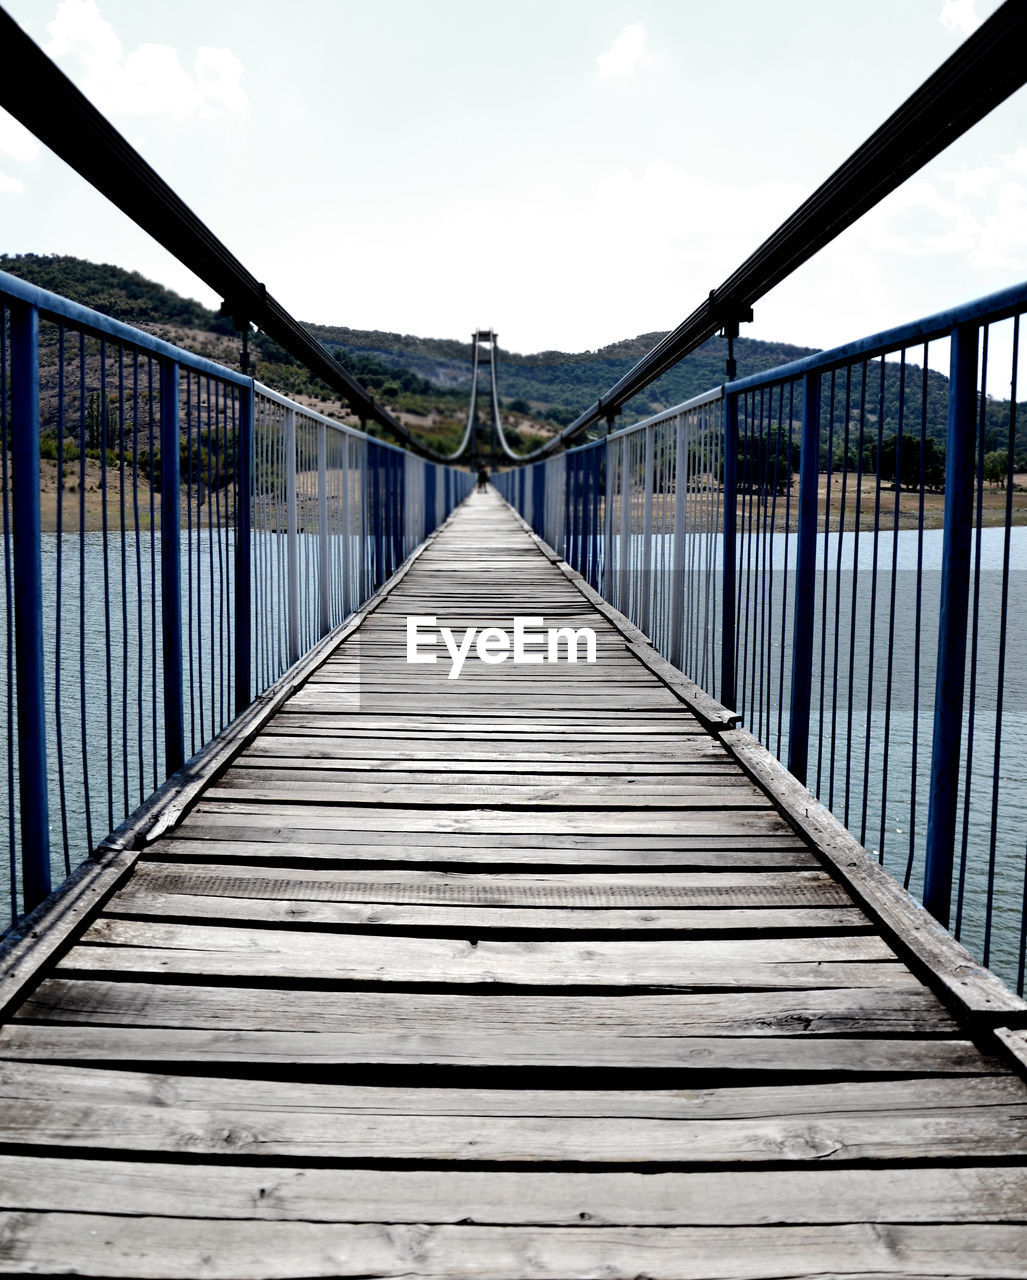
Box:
[983, 450, 1009, 488]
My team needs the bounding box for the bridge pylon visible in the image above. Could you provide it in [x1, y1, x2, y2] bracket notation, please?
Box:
[465, 329, 502, 473]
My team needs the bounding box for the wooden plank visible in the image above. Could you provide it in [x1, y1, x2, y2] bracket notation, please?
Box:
[238, 746, 737, 769]
[2, 1215, 1027, 1278]
[0, 1025, 989, 1074]
[227, 764, 747, 784]
[203, 779, 774, 809]
[105, 894, 866, 932]
[111, 863, 856, 908]
[1, 1061, 1019, 1115]
[57, 941, 909, 988]
[65, 918, 899, 986]
[147, 833, 819, 869]
[0, 1158, 1021, 1226]
[18, 981, 957, 1036]
[184, 803, 792, 837]
[125, 865, 851, 898]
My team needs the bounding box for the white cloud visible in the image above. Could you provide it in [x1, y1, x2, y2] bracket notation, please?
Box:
[939, 0, 979, 38]
[43, 0, 246, 120]
[596, 24, 650, 79]
[0, 171, 24, 194]
[863, 180, 978, 256]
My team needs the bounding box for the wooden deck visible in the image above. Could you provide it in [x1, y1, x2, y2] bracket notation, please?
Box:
[1, 487, 1027, 1278]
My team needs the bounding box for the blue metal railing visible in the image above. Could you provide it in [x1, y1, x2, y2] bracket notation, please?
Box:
[497, 280, 1027, 994]
[0, 269, 472, 929]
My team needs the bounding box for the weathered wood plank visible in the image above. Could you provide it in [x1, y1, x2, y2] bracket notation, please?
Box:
[184, 803, 792, 836]
[2, 1215, 1027, 1278]
[203, 779, 775, 809]
[1, 1025, 988, 1074]
[147, 833, 819, 868]
[3, 1158, 1023, 1225]
[121, 864, 849, 904]
[105, 894, 867, 932]
[2, 1061, 1019, 1115]
[18, 981, 956, 1036]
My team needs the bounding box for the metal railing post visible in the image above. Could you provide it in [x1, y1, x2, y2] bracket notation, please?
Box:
[602, 438, 614, 599]
[617, 437, 630, 616]
[370, 443, 384, 588]
[563, 456, 573, 562]
[317, 422, 329, 637]
[340, 435, 352, 620]
[787, 370, 821, 785]
[424, 463, 436, 541]
[670, 412, 687, 669]
[284, 405, 300, 665]
[925, 322, 979, 925]
[233, 381, 252, 716]
[639, 424, 655, 636]
[721, 392, 738, 711]
[10, 301, 50, 909]
[159, 357, 184, 775]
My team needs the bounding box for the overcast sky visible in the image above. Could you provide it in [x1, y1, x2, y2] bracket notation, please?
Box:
[1, 0, 1024, 356]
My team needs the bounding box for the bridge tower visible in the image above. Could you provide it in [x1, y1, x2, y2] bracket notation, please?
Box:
[465, 329, 502, 472]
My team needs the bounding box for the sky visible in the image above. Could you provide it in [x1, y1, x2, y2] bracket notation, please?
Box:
[1, 0, 1025, 357]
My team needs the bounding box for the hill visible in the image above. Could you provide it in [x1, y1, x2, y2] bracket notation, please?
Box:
[1, 254, 818, 445]
[5, 254, 1022, 465]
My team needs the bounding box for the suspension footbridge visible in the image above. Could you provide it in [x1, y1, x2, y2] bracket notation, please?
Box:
[1, 3, 1027, 1276]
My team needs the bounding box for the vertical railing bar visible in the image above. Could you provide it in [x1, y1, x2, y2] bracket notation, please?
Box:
[54, 325, 70, 868]
[117, 346, 129, 813]
[10, 301, 51, 911]
[284, 404, 300, 666]
[131, 352, 144, 805]
[99, 342, 114, 829]
[318, 421, 330, 637]
[76, 330, 92, 851]
[903, 344, 930, 890]
[159, 357, 184, 776]
[234, 382, 253, 715]
[740, 399, 756, 724]
[786, 368, 820, 785]
[859, 356, 887, 850]
[147, 356, 158, 790]
[721, 391, 738, 711]
[924, 322, 979, 926]
[670, 413, 687, 670]
[184, 373, 196, 756]
[828, 366, 853, 811]
[879, 350, 907, 862]
[640, 425, 654, 637]
[341, 435, 352, 620]
[843, 360, 868, 829]
[816, 371, 837, 798]
[956, 328, 989, 936]
[983, 321, 1017, 963]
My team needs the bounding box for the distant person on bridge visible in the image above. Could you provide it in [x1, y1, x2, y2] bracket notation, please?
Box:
[477, 465, 489, 492]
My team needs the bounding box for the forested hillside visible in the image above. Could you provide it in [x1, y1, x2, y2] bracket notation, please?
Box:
[4, 254, 1023, 466]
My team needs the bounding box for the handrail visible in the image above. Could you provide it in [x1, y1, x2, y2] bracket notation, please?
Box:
[0, 8, 465, 465]
[515, 0, 1027, 460]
